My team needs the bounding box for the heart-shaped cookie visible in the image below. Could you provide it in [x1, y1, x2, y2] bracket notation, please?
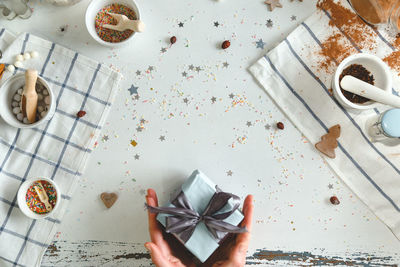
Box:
[100, 192, 118, 209]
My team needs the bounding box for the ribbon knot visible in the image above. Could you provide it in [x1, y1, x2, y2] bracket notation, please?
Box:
[146, 190, 246, 243]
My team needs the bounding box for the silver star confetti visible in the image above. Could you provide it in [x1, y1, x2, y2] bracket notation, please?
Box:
[159, 135, 166, 141]
[182, 71, 187, 77]
[183, 97, 189, 104]
[229, 93, 235, 99]
[246, 121, 252, 127]
[134, 154, 140, 160]
[227, 170, 233, 176]
[188, 64, 195, 71]
[211, 96, 217, 103]
[223, 62, 229, 68]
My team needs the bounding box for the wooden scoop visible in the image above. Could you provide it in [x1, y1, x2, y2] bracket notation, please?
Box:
[21, 69, 38, 123]
[34, 181, 53, 212]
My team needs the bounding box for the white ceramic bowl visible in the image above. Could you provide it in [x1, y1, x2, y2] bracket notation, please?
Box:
[332, 53, 392, 110]
[85, 0, 140, 47]
[0, 73, 56, 128]
[17, 177, 61, 220]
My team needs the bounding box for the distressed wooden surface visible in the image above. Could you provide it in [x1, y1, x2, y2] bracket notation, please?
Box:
[42, 240, 400, 266]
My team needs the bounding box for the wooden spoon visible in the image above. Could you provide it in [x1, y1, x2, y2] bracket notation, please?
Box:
[34, 181, 53, 212]
[21, 69, 38, 123]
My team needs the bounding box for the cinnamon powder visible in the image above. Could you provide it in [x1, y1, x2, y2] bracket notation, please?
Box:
[318, 33, 354, 71]
[315, 0, 377, 72]
[317, 0, 376, 50]
[383, 51, 400, 74]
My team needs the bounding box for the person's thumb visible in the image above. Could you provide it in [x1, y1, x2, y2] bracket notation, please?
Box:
[145, 242, 170, 267]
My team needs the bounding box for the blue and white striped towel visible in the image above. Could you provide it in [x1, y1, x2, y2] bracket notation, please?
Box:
[250, 0, 400, 239]
[0, 28, 122, 267]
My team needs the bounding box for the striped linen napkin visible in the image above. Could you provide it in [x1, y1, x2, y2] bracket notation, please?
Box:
[0, 28, 122, 266]
[250, 0, 400, 239]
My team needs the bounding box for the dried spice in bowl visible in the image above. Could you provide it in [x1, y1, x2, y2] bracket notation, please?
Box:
[339, 64, 375, 104]
[95, 3, 136, 43]
[25, 180, 57, 214]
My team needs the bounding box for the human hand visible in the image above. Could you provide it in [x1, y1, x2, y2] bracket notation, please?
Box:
[145, 189, 254, 267]
[205, 194, 254, 267]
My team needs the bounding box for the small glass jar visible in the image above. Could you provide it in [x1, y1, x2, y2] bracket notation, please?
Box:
[367, 108, 400, 141]
[349, 0, 400, 32]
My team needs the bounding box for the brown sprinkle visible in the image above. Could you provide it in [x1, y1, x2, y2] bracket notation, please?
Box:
[77, 110, 86, 118]
[330, 196, 340, 205]
[277, 122, 284, 130]
[222, 40, 230, 49]
[170, 36, 177, 44]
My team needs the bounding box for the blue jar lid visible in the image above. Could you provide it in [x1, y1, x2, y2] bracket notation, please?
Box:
[382, 109, 400, 138]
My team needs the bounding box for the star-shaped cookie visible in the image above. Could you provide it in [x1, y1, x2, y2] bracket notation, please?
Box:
[265, 0, 282, 11]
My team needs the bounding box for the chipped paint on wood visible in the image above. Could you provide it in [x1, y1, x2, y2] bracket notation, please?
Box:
[246, 249, 399, 266]
[42, 240, 400, 266]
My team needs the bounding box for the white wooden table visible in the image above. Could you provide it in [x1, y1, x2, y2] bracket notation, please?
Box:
[3, 0, 400, 265]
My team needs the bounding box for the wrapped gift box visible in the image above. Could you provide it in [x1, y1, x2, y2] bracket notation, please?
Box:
[156, 170, 244, 263]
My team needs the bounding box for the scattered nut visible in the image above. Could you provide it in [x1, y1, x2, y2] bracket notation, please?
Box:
[77, 110, 86, 118]
[30, 51, 39, 58]
[14, 61, 23, 68]
[23, 52, 31, 60]
[7, 65, 15, 72]
[16, 54, 24, 61]
[330, 196, 340, 205]
[277, 122, 284, 130]
[221, 40, 230, 49]
[170, 36, 177, 44]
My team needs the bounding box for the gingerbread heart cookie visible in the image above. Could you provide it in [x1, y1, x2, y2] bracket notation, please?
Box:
[315, 124, 341, 159]
[100, 192, 118, 209]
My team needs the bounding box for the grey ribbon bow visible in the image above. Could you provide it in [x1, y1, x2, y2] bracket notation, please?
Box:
[146, 190, 246, 243]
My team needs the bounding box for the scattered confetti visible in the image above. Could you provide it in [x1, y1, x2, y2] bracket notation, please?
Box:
[130, 140, 138, 147]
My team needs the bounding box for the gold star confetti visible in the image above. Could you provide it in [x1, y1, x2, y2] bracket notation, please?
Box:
[264, 0, 282, 11]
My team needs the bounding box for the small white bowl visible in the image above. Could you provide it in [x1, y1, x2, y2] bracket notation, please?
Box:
[85, 0, 140, 47]
[0, 73, 56, 128]
[17, 177, 61, 220]
[332, 53, 392, 110]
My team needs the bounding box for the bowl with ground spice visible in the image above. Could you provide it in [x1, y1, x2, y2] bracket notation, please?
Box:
[17, 178, 60, 219]
[85, 0, 140, 46]
[332, 53, 392, 109]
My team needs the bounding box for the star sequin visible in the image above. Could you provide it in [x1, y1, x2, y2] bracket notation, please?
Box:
[134, 154, 140, 160]
[264, 0, 282, 11]
[227, 170, 233, 176]
[328, 184, 333, 189]
[136, 70, 141, 75]
[223, 61, 229, 68]
[102, 135, 109, 141]
[159, 135, 166, 141]
[161, 47, 167, 53]
[266, 19, 273, 28]
[148, 66, 154, 72]
[178, 22, 184, 27]
[291, 15, 297, 21]
[214, 21, 219, 27]
[183, 97, 189, 104]
[128, 85, 139, 95]
[229, 93, 235, 99]
[133, 94, 140, 100]
[188, 64, 195, 71]
[182, 71, 187, 77]
[265, 124, 271, 130]
[246, 121, 252, 127]
[211, 96, 217, 103]
[195, 66, 202, 72]
[255, 39, 266, 49]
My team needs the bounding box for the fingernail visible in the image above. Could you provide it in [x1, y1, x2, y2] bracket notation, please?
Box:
[144, 243, 151, 252]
